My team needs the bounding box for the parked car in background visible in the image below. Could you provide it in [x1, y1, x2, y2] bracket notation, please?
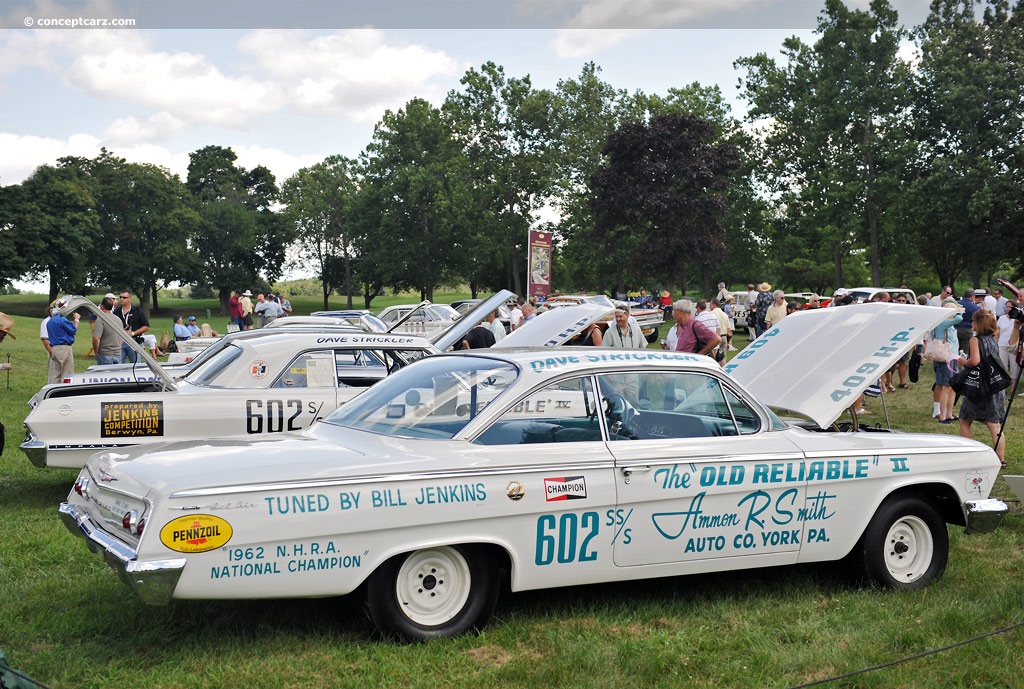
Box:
[60, 303, 1007, 642]
[378, 303, 462, 337]
[544, 294, 664, 343]
[311, 311, 390, 334]
[783, 293, 832, 309]
[450, 299, 513, 333]
[846, 287, 917, 304]
[23, 294, 512, 469]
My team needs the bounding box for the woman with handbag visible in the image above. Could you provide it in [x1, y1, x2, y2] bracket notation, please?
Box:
[927, 298, 963, 423]
[956, 309, 1007, 467]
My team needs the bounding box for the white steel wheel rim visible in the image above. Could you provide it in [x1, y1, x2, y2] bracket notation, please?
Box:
[395, 547, 472, 626]
[883, 515, 933, 583]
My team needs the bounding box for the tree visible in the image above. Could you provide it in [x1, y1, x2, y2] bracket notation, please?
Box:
[283, 156, 361, 310]
[737, 0, 915, 289]
[357, 98, 473, 302]
[550, 63, 635, 293]
[590, 113, 741, 297]
[445, 62, 559, 296]
[0, 183, 34, 290]
[186, 146, 291, 313]
[909, 0, 1024, 287]
[15, 161, 100, 301]
[88, 151, 201, 311]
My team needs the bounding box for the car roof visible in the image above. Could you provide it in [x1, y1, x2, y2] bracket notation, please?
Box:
[439, 346, 721, 378]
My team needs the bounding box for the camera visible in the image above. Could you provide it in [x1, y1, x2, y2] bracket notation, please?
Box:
[1009, 304, 1024, 322]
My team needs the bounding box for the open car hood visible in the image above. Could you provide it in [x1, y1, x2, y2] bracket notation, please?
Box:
[493, 302, 613, 348]
[726, 303, 951, 428]
[55, 295, 177, 391]
[431, 289, 516, 351]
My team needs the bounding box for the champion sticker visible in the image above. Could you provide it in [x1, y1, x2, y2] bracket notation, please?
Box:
[506, 480, 525, 502]
[160, 514, 233, 553]
[249, 360, 270, 379]
[544, 476, 587, 501]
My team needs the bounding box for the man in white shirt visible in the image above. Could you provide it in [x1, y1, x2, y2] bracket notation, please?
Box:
[695, 299, 725, 365]
[930, 285, 952, 307]
[977, 288, 998, 313]
[602, 303, 647, 349]
[509, 299, 523, 330]
[994, 287, 1008, 316]
[486, 310, 505, 342]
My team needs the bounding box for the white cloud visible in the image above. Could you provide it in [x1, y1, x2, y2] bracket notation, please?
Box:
[237, 29, 464, 121]
[564, 0, 757, 29]
[0, 132, 321, 188]
[0, 132, 102, 184]
[550, 29, 644, 57]
[0, 0, 149, 73]
[232, 144, 326, 185]
[103, 112, 187, 145]
[550, 0, 760, 56]
[67, 48, 284, 128]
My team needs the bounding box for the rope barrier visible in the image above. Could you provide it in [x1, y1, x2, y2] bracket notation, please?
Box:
[786, 618, 1024, 688]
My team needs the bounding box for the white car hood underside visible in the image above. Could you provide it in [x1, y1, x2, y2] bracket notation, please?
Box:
[726, 303, 952, 428]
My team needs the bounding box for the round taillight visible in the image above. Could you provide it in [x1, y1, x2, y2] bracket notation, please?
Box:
[136, 519, 146, 537]
[122, 511, 137, 534]
[74, 477, 89, 496]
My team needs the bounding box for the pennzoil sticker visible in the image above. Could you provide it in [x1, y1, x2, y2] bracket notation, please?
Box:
[544, 476, 587, 501]
[160, 514, 233, 553]
[101, 401, 164, 438]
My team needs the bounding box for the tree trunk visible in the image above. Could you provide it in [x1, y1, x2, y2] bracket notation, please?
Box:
[863, 114, 881, 287]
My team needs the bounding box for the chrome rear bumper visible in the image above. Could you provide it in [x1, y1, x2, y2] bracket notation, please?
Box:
[59, 502, 185, 605]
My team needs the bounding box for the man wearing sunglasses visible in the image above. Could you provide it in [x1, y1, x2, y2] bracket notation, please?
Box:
[112, 290, 150, 363]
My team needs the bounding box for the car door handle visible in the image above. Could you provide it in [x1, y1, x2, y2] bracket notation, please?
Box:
[620, 465, 652, 477]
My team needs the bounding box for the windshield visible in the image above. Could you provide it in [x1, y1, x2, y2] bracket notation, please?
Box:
[322, 356, 518, 439]
[427, 304, 460, 321]
[182, 344, 243, 386]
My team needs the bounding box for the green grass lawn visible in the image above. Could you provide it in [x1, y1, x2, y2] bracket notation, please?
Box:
[1, 295, 1022, 688]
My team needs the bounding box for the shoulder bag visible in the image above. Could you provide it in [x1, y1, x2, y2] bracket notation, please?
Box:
[949, 364, 985, 400]
[980, 348, 1012, 395]
[950, 346, 1011, 400]
[922, 331, 952, 363]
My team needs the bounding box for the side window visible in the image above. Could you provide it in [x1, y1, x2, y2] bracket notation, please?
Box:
[598, 371, 745, 440]
[473, 376, 601, 445]
[272, 351, 336, 389]
[336, 349, 387, 388]
[723, 387, 762, 434]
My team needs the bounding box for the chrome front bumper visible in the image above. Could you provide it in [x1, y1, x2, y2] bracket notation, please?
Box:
[58, 502, 185, 605]
[964, 498, 1009, 535]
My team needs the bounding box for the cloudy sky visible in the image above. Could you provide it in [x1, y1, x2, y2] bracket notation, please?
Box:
[0, 0, 934, 192]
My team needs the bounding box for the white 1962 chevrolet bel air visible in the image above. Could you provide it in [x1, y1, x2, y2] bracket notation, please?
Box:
[59, 303, 1007, 639]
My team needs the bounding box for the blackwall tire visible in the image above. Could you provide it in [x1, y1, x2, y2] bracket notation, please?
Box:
[365, 545, 498, 641]
[860, 494, 948, 590]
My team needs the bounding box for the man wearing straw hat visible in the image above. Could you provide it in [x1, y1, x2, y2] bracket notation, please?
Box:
[0, 312, 15, 343]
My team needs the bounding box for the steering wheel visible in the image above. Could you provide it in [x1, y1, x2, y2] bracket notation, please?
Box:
[604, 394, 637, 436]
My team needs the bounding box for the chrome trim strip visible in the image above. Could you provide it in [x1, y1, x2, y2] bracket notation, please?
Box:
[801, 444, 994, 459]
[171, 459, 618, 499]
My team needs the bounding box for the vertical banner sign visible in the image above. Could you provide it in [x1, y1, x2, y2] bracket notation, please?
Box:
[528, 230, 552, 299]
